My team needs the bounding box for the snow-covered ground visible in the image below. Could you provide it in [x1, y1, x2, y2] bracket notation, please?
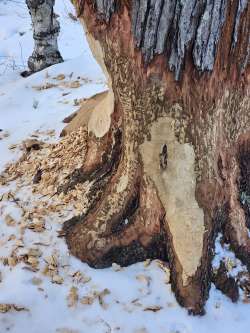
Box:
[0, 1, 250, 332]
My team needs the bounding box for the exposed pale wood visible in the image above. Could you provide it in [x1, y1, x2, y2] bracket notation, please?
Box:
[64, 0, 250, 314]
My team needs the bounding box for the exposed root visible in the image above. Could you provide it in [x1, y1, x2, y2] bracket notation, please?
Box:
[64, 173, 168, 267]
[212, 261, 239, 302]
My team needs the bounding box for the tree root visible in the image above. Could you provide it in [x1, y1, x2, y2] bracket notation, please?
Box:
[63, 172, 167, 267]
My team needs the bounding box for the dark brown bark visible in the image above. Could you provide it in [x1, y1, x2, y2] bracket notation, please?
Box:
[59, 0, 250, 314]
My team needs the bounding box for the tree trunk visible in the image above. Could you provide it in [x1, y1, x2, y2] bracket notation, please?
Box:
[26, 0, 63, 73]
[61, 0, 249, 314]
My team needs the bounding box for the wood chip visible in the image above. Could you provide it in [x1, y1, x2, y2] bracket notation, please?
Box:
[55, 74, 65, 81]
[32, 82, 57, 91]
[97, 288, 110, 309]
[0, 304, 11, 313]
[136, 275, 151, 287]
[31, 277, 43, 286]
[8, 256, 17, 267]
[143, 305, 162, 312]
[67, 287, 78, 307]
[69, 81, 81, 89]
[28, 248, 42, 257]
[4, 214, 16, 226]
[112, 263, 122, 272]
[0, 303, 28, 313]
[80, 295, 95, 305]
[23, 139, 44, 152]
[52, 275, 64, 284]
[72, 271, 91, 284]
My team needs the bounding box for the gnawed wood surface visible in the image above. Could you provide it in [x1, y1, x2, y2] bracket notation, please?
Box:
[58, 0, 250, 314]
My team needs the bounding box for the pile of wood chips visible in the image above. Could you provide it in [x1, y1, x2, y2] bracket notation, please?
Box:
[0, 126, 91, 217]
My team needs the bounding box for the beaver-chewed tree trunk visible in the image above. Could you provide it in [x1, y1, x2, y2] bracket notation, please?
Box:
[25, 0, 63, 74]
[61, 0, 249, 314]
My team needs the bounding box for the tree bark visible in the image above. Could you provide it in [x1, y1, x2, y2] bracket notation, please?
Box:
[61, 0, 249, 314]
[26, 0, 63, 73]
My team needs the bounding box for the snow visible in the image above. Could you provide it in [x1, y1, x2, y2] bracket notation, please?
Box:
[1, 1, 250, 332]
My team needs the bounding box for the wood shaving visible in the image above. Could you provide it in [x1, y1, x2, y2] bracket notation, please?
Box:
[136, 275, 151, 287]
[112, 263, 122, 272]
[69, 81, 81, 89]
[0, 303, 29, 313]
[67, 287, 78, 307]
[31, 277, 43, 286]
[4, 214, 16, 226]
[54, 74, 65, 81]
[143, 305, 162, 312]
[32, 82, 57, 91]
[71, 271, 91, 284]
[52, 275, 64, 284]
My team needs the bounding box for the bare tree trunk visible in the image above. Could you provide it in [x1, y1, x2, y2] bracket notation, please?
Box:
[25, 0, 63, 74]
[59, 0, 249, 314]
